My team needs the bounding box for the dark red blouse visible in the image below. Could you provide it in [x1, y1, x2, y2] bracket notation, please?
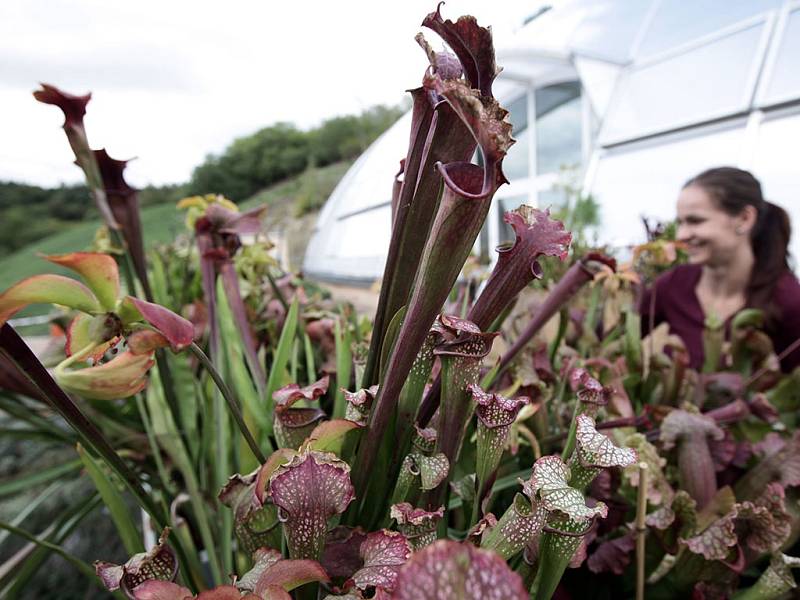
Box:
[639, 264, 800, 372]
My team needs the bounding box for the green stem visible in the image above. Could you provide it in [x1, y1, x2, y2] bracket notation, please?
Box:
[0, 519, 124, 599]
[135, 394, 176, 495]
[188, 342, 265, 463]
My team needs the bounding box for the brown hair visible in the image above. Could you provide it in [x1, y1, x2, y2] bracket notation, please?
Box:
[683, 167, 791, 311]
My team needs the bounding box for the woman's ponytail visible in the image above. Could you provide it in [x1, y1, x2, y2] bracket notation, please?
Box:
[749, 200, 791, 306]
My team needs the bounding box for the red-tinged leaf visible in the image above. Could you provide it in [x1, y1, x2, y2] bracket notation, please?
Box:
[421, 6, 499, 96]
[273, 378, 330, 448]
[587, 532, 636, 575]
[351, 529, 411, 592]
[121, 296, 194, 351]
[268, 450, 355, 559]
[466, 512, 497, 546]
[43, 252, 120, 311]
[237, 547, 283, 592]
[468, 207, 571, 330]
[132, 580, 192, 600]
[273, 375, 330, 408]
[0, 274, 101, 325]
[344, 385, 379, 425]
[219, 204, 268, 236]
[196, 586, 261, 600]
[390, 504, 444, 551]
[304, 419, 363, 454]
[254, 559, 329, 593]
[470, 384, 529, 429]
[393, 540, 528, 600]
[58, 350, 154, 400]
[260, 586, 292, 600]
[96, 528, 177, 594]
[737, 483, 792, 554]
[681, 512, 737, 560]
[254, 448, 296, 504]
[33, 83, 90, 127]
[128, 329, 171, 355]
[321, 526, 367, 579]
[93, 149, 152, 300]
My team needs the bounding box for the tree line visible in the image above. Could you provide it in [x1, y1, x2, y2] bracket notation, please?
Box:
[0, 103, 404, 257]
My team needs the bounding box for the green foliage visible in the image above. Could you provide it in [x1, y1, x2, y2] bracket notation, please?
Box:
[187, 104, 404, 201]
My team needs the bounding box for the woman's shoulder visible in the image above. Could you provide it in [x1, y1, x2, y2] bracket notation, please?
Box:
[773, 269, 800, 311]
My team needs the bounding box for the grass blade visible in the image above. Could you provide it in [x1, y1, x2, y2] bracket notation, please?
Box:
[333, 316, 352, 418]
[303, 332, 316, 385]
[0, 458, 81, 498]
[264, 296, 299, 434]
[77, 443, 144, 555]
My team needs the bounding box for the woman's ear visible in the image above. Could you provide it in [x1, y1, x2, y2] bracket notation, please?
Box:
[737, 205, 758, 235]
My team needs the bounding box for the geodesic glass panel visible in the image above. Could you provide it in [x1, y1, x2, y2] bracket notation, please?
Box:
[536, 83, 582, 174]
[568, 0, 654, 62]
[752, 111, 800, 264]
[503, 93, 530, 181]
[637, 0, 780, 58]
[600, 24, 764, 144]
[761, 9, 800, 105]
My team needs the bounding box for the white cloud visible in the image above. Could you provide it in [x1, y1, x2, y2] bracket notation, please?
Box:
[0, 0, 530, 188]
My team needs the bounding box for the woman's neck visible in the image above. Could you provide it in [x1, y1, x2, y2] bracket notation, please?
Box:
[699, 247, 754, 298]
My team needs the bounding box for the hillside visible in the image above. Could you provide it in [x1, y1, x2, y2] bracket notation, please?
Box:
[0, 160, 352, 301]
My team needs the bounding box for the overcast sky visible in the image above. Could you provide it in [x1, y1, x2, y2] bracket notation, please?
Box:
[0, 0, 534, 188]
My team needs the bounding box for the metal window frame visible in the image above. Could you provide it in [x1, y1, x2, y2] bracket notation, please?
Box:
[755, 0, 800, 108]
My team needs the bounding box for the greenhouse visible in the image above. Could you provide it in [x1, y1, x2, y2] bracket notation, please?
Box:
[305, 0, 800, 283]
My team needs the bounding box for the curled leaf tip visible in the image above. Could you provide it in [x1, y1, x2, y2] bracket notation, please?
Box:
[274, 375, 330, 408]
[525, 456, 608, 522]
[575, 415, 638, 469]
[503, 206, 572, 262]
[468, 383, 529, 429]
[33, 83, 91, 127]
[95, 528, 176, 594]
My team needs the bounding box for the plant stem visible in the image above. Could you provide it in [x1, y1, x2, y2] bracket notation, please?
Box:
[188, 342, 266, 463]
[635, 463, 648, 600]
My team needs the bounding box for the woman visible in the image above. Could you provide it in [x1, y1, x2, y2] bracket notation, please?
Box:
[640, 167, 800, 372]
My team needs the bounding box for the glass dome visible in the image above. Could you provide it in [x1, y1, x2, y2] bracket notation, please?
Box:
[305, 0, 800, 283]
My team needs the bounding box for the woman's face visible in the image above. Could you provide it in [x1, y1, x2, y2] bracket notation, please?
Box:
[676, 185, 749, 266]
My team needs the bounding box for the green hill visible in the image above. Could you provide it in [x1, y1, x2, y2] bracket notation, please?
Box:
[0, 161, 351, 312]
